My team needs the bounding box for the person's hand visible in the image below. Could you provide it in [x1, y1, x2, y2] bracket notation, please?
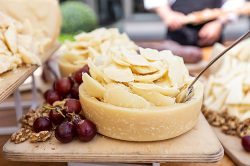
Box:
[155, 6, 186, 31]
[198, 20, 223, 46]
[164, 11, 186, 31]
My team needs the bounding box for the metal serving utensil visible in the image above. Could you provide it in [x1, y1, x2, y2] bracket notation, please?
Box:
[176, 30, 250, 103]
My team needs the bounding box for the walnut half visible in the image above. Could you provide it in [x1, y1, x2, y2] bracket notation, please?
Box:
[29, 131, 52, 143]
[10, 128, 32, 144]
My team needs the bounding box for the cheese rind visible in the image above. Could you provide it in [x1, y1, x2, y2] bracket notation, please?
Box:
[58, 53, 86, 77]
[79, 81, 203, 141]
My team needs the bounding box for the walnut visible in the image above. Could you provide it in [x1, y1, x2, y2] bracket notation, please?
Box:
[20, 107, 50, 127]
[222, 128, 237, 135]
[11, 106, 54, 144]
[237, 119, 250, 138]
[202, 105, 250, 137]
[220, 114, 239, 136]
[225, 116, 239, 129]
[20, 110, 41, 127]
[40, 106, 50, 117]
[221, 124, 237, 135]
[10, 128, 32, 144]
[202, 108, 225, 127]
[29, 131, 52, 143]
[212, 115, 225, 127]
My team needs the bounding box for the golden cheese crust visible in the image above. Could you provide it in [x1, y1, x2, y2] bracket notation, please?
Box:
[79, 82, 203, 141]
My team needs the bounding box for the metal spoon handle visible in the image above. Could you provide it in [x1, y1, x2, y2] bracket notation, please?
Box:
[189, 30, 250, 88]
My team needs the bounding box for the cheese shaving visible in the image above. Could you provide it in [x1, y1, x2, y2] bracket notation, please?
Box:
[204, 39, 250, 121]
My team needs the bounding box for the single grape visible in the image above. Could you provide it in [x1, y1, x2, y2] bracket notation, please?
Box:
[70, 84, 79, 99]
[55, 121, 75, 143]
[33, 117, 52, 133]
[76, 120, 97, 142]
[72, 65, 90, 84]
[44, 90, 61, 105]
[44, 89, 52, 100]
[242, 136, 250, 152]
[49, 109, 65, 125]
[54, 77, 73, 97]
[64, 99, 82, 114]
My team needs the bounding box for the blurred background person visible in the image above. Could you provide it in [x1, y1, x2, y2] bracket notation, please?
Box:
[144, 0, 232, 47]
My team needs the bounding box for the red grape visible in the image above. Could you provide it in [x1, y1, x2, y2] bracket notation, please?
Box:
[44, 89, 52, 100]
[44, 90, 61, 105]
[76, 120, 96, 142]
[64, 99, 82, 114]
[72, 65, 89, 84]
[49, 109, 65, 125]
[242, 136, 250, 152]
[33, 117, 52, 133]
[54, 77, 73, 96]
[70, 84, 79, 99]
[55, 121, 75, 143]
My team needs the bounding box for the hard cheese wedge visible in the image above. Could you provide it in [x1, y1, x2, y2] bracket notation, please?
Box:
[0, 0, 61, 75]
[0, 0, 61, 44]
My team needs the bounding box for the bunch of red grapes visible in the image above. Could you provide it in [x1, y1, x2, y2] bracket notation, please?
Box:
[33, 65, 97, 143]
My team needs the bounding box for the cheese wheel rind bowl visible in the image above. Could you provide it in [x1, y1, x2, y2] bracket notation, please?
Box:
[79, 82, 204, 142]
[58, 54, 83, 77]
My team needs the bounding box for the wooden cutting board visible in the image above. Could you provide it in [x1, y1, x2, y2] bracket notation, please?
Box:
[213, 128, 250, 166]
[3, 115, 223, 163]
[0, 44, 60, 103]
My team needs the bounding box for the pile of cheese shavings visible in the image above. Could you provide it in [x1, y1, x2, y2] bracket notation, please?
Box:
[82, 47, 191, 108]
[0, 12, 51, 75]
[204, 39, 250, 121]
[60, 28, 138, 66]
